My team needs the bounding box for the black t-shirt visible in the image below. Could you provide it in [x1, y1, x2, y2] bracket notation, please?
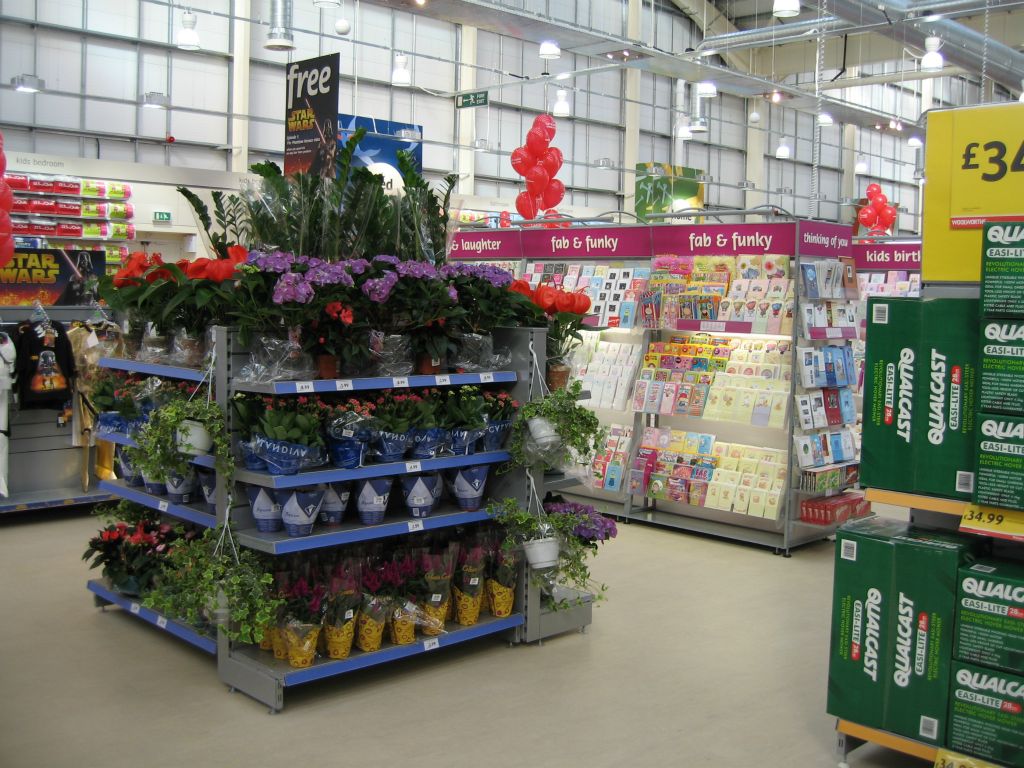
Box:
[14, 320, 76, 407]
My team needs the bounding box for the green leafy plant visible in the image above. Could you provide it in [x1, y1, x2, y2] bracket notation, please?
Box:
[508, 381, 605, 470]
[257, 398, 325, 447]
[546, 311, 586, 366]
[441, 386, 487, 431]
[129, 391, 233, 480]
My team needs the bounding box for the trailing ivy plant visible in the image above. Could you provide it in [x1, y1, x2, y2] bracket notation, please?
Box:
[507, 380, 605, 471]
[128, 393, 233, 481]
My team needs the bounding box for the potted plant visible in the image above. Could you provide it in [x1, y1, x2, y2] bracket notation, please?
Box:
[281, 576, 328, 668]
[306, 301, 373, 379]
[489, 498, 561, 569]
[487, 547, 519, 618]
[526, 284, 590, 391]
[279, 485, 325, 538]
[480, 389, 519, 451]
[323, 558, 362, 660]
[230, 393, 267, 470]
[417, 543, 459, 636]
[82, 519, 188, 595]
[508, 380, 604, 471]
[452, 544, 487, 626]
[400, 472, 442, 518]
[441, 385, 487, 455]
[367, 391, 418, 462]
[384, 553, 419, 646]
[324, 397, 375, 468]
[356, 561, 390, 653]
[252, 396, 326, 475]
[407, 388, 447, 459]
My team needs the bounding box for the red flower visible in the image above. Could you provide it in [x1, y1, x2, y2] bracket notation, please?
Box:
[206, 258, 237, 283]
[227, 244, 249, 264]
[340, 307, 353, 325]
[185, 258, 211, 280]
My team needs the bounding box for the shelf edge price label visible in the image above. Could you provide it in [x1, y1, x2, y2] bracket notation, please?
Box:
[393, 377, 409, 388]
[959, 504, 1024, 541]
[826, 327, 843, 338]
[405, 461, 422, 473]
[480, 372, 494, 383]
[701, 321, 726, 332]
[156, 616, 168, 629]
[130, 603, 141, 614]
[435, 375, 451, 386]
[158, 500, 169, 512]
[423, 638, 440, 651]
[295, 381, 314, 393]
[407, 520, 424, 532]
[335, 380, 353, 391]
[935, 748, 1002, 768]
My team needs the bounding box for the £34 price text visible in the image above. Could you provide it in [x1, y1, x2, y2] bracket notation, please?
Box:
[961, 140, 1024, 182]
[963, 508, 1005, 526]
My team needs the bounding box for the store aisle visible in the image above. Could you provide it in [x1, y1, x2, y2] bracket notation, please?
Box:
[0, 512, 921, 768]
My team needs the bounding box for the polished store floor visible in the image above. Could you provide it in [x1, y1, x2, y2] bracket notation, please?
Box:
[0, 509, 921, 768]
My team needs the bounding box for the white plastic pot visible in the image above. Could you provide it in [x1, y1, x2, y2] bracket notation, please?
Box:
[176, 419, 213, 456]
[523, 536, 559, 569]
[526, 416, 561, 451]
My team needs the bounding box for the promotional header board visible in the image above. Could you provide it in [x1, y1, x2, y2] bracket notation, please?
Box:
[923, 103, 1024, 282]
[650, 223, 795, 256]
[852, 243, 922, 271]
[283, 53, 340, 177]
[337, 114, 424, 194]
[2, 249, 106, 306]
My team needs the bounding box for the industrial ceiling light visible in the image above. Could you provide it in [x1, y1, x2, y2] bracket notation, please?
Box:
[471, 138, 490, 152]
[141, 92, 170, 109]
[552, 89, 571, 117]
[907, 135, 923, 148]
[334, 18, 351, 35]
[770, 90, 782, 103]
[177, 10, 200, 50]
[689, 116, 709, 133]
[539, 41, 561, 59]
[594, 157, 615, 169]
[313, 0, 341, 7]
[921, 36, 944, 72]
[696, 81, 718, 98]
[413, 0, 427, 5]
[674, 120, 693, 140]
[11, 74, 44, 93]
[772, 0, 800, 19]
[895, 121, 903, 132]
[817, 112, 834, 127]
[395, 127, 421, 140]
[265, 0, 295, 50]
[775, 137, 792, 160]
[748, 110, 761, 125]
[391, 53, 411, 87]
[855, 157, 868, 174]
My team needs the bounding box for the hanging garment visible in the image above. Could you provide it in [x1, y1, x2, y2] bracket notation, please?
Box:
[0, 333, 16, 497]
[14, 319, 76, 409]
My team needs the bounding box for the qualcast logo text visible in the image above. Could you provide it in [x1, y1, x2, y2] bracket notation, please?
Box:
[956, 668, 1024, 700]
[988, 224, 1024, 245]
[963, 577, 1024, 604]
[982, 420, 1024, 440]
[896, 349, 915, 443]
[986, 323, 1024, 343]
[893, 593, 914, 688]
[928, 349, 948, 444]
[863, 589, 883, 682]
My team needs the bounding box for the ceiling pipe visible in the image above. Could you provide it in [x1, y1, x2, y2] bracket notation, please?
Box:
[697, 17, 849, 51]
[815, 66, 968, 89]
[908, 0, 1023, 14]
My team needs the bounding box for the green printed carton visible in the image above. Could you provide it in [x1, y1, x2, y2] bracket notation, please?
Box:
[912, 299, 979, 500]
[981, 221, 1024, 316]
[975, 413, 1024, 511]
[979, 319, 1024, 414]
[827, 517, 902, 730]
[948, 661, 1024, 768]
[862, 298, 922, 494]
[956, 559, 1024, 674]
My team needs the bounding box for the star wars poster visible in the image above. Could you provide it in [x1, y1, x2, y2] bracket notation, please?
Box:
[283, 53, 340, 178]
[0, 249, 104, 306]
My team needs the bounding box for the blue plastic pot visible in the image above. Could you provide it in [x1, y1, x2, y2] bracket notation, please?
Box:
[372, 430, 411, 463]
[253, 433, 322, 476]
[115, 445, 143, 487]
[319, 482, 351, 525]
[246, 484, 282, 532]
[195, 467, 217, 512]
[164, 470, 196, 504]
[239, 439, 268, 471]
[446, 465, 490, 511]
[142, 472, 165, 496]
[480, 419, 512, 451]
[355, 477, 393, 525]
[408, 427, 449, 460]
[448, 428, 482, 456]
[400, 473, 441, 518]
[328, 436, 365, 469]
[96, 411, 126, 435]
[281, 488, 325, 537]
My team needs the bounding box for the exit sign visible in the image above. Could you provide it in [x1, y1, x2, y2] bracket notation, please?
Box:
[153, 211, 172, 223]
[456, 91, 488, 109]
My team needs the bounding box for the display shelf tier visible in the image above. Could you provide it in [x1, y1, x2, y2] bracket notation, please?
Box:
[802, 460, 860, 474]
[232, 371, 516, 395]
[12, 211, 131, 223]
[87, 579, 217, 655]
[234, 450, 511, 489]
[804, 326, 858, 340]
[99, 479, 217, 527]
[96, 432, 216, 469]
[863, 488, 966, 517]
[0, 487, 116, 514]
[230, 613, 523, 685]
[656, 413, 791, 449]
[835, 719, 937, 762]
[792, 484, 859, 497]
[98, 357, 208, 382]
[235, 504, 495, 554]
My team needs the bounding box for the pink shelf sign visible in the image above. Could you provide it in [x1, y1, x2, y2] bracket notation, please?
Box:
[520, 226, 652, 259]
[797, 221, 853, 257]
[449, 230, 523, 260]
[675, 319, 755, 334]
[651, 223, 796, 256]
[852, 243, 922, 271]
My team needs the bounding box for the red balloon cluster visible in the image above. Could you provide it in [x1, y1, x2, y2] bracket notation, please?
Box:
[856, 182, 897, 235]
[0, 132, 13, 267]
[511, 114, 566, 222]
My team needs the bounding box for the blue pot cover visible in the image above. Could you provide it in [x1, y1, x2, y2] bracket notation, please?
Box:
[448, 428, 482, 456]
[115, 445, 143, 487]
[96, 411, 126, 435]
[408, 427, 449, 460]
[126, 417, 148, 437]
[356, 477, 393, 524]
[447, 465, 490, 511]
[400, 473, 441, 518]
[164, 470, 196, 504]
[281, 488, 325, 537]
[480, 419, 512, 451]
[246, 484, 283, 532]
[239, 440, 268, 471]
[142, 474, 165, 496]
[328, 436, 365, 469]
[253, 433, 323, 476]
[372, 430, 411, 463]
[319, 482, 351, 525]
[195, 467, 217, 511]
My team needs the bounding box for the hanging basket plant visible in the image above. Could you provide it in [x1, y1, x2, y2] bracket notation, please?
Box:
[507, 381, 604, 471]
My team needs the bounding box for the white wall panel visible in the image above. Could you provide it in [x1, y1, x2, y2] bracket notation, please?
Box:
[32, 133, 81, 157]
[37, 0, 82, 25]
[85, 41, 137, 101]
[84, 100, 134, 135]
[139, 103, 168, 139]
[170, 111, 227, 145]
[0, 91, 34, 126]
[140, 1, 170, 45]
[37, 34, 83, 94]
[35, 94, 81, 130]
[86, 0, 139, 37]
[170, 54, 228, 112]
[0, 24, 35, 78]
[249, 118, 284, 152]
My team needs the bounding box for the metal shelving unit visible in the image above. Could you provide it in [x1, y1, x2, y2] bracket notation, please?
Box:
[233, 371, 516, 395]
[98, 479, 218, 528]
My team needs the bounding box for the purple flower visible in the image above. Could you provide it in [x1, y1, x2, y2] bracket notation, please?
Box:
[447, 285, 459, 302]
[345, 259, 370, 275]
[272, 272, 315, 304]
[373, 255, 401, 266]
[306, 262, 355, 287]
[361, 272, 398, 303]
[395, 260, 438, 280]
[248, 250, 296, 274]
[544, 501, 617, 543]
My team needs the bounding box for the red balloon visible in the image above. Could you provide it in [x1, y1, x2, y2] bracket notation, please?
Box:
[0, 150, 6, 177]
[865, 183, 882, 200]
[857, 206, 878, 228]
[0, 235, 12, 268]
[510, 147, 535, 177]
[498, 210, 512, 228]
[515, 191, 538, 220]
[878, 205, 898, 229]
[0, 181, 11, 212]
[525, 165, 550, 197]
[542, 178, 565, 209]
[0, 210, 10, 238]
[872, 193, 889, 212]
[532, 114, 557, 141]
[541, 147, 563, 178]
[526, 127, 550, 157]
[0, 130, 4, 150]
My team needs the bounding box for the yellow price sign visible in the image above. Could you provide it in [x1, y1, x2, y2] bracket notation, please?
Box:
[923, 103, 1024, 283]
[959, 504, 1024, 542]
[935, 748, 1004, 768]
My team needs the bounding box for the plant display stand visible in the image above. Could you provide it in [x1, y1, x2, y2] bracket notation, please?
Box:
[87, 325, 557, 710]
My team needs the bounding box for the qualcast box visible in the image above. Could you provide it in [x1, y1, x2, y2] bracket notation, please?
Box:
[975, 413, 1024, 511]
[956, 559, 1024, 674]
[827, 517, 902, 730]
[948, 661, 1024, 767]
[981, 221, 1024, 316]
[979, 319, 1024, 414]
[861, 298, 921, 494]
[884, 529, 979, 745]
[912, 299, 979, 500]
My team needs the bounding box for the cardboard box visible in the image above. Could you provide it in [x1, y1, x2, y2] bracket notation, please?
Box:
[956, 559, 1024, 674]
[948, 661, 1024, 767]
[976, 413, 1024, 511]
[979, 319, 1024, 414]
[981, 221, 1024, 316]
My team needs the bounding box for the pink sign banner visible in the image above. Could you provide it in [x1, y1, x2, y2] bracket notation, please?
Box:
[449, 230, 523, 260]
[520, 226, 652, 259]
[650, 223, 796, 256]
[797, 221, 853, 257]
[852, 243, 922, 271]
